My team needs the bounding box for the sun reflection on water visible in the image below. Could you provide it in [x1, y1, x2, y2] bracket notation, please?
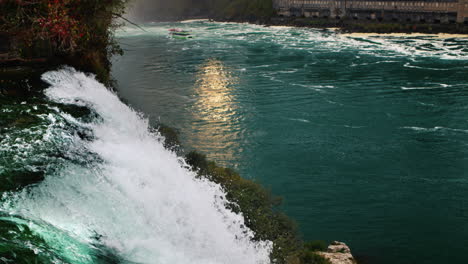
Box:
[188, 59, 242, 167]
[193, 59, 238, 121]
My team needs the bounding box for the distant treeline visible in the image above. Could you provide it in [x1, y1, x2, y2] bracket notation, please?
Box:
[128, 0, 275, 21]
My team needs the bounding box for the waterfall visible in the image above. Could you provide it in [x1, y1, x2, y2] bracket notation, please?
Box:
[1, 68, 272, 264]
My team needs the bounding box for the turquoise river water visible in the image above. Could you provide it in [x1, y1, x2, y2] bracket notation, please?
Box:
[111, 21, 468, 264]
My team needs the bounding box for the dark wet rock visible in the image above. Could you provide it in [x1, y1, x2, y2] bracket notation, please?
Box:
[0, 66, 49, 97]
[0, 170, 45, 192]
[10, 115, 41, 128]
[0, 111, 42, 133]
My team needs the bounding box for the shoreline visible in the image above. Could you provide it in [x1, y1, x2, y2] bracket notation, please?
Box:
[210, 15, 468, 35]
[267, 16, 468, 34]
[144, 15, 468, 36]
[340, 32, 468, 38]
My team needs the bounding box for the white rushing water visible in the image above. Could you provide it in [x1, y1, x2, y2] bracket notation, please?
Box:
[2, 68, 272, 264]
[116, 22, 468, 61]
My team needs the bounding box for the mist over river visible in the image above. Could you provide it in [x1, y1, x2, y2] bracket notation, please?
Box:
[112, 21, 468, 264]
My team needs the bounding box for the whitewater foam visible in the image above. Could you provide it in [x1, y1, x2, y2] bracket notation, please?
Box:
[401, 126, 468, 133]
[116, 22, 468, 61]
[1, 68, 272, 264]
[401, 83, 453, 90]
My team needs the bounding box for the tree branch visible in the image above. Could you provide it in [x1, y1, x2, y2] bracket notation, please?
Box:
[112, 13, 148, 32]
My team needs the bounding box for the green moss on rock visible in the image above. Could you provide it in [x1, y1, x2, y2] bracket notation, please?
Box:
[305, 240, 329, 252]
[157, 124, 181, 151]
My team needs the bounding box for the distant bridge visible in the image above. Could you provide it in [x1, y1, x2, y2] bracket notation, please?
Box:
[273, 0, 468, 23]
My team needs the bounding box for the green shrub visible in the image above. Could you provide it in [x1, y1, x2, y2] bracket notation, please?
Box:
[156, 124, 181, 151]
[305, 240, 328, 252]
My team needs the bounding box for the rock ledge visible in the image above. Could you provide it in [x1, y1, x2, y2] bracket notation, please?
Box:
[317, 241, 356, 264]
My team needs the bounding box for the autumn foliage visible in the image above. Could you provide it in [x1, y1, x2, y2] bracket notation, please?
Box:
[1, 0, 127, 54]
[35, 0, 84, 51]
